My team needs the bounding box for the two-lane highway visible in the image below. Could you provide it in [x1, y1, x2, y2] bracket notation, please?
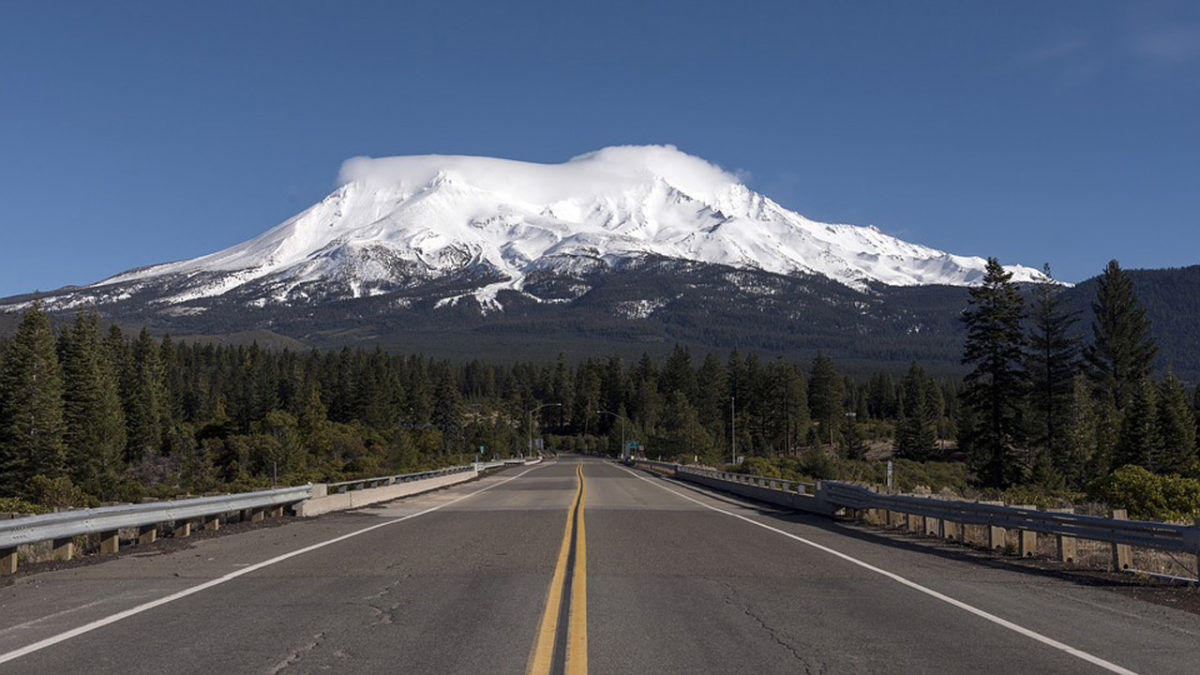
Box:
[2, 457, 1200, 673]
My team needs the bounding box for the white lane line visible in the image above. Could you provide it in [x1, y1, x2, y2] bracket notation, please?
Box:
[0, 464, 548, 666]
[618, 465, 1137, 675]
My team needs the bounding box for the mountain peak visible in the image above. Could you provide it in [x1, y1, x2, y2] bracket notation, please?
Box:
[4, 146, 1052, 315]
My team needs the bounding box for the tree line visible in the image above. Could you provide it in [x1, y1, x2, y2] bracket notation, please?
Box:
[0, 257, 1197, 506]
[960, 259, 1198, 488]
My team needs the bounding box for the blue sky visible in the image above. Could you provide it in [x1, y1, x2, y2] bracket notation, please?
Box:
[1, 0, 1197, 296]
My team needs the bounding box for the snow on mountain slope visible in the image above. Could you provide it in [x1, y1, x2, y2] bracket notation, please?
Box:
[83, 145, 1049, 310]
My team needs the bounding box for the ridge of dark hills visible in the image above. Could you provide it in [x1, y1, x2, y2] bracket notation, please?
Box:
[2, 262, 1197, 380]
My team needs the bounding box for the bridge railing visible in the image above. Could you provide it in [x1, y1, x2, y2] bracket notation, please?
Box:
[0, 485, 312, 574]
[326, 465, 475, 494]
[0, 462, 508, 576]
[628, 459, 1200, 577]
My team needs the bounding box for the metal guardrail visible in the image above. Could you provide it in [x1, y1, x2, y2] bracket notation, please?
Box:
[326, 466, 474, 494]
[678, 466, 817, 496]
[822, 482, 1200, 554]
[629, 459, 679, 473]
[628, 459, 1200, 569]
[0, 485, 311, 550]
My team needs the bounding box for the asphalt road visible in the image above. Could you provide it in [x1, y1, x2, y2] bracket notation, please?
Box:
[2, 456, 1199, 674]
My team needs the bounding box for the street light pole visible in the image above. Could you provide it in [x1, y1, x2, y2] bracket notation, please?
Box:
[596, 410, 627, 459]
[527, 403, 561, 457]
[731, 396, 736, 465]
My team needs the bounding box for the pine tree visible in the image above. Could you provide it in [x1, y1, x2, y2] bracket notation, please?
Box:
[0, 303, 67, 496]
[298, 384, 332, 459]
[808, 354, 844, 448]
[1061, 374, 1098, 489]
[1114, 377, 1157, 469]
[1024, 264, 1081, 483]
[695, 353, 728, 445]
[896, 362, 938, 460]
[432, 367, 464, 452]
[59, 311, 126, 494]
[1085, 260, 1158, 411]
[1153, 372, 1198, 476]
[655, 391, 712, 460]
[124, 329, 167, 464]
[961, 258, 1028, 487]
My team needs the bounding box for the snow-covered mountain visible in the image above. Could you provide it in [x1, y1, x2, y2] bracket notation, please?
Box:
[14, 145, 1047, 316]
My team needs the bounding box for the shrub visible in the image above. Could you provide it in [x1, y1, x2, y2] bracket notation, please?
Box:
[0, 497, 51, 515]
[1095, 465, 1200, 521]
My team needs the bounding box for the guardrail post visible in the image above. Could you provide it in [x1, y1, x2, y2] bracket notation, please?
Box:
[1049, 508, 1076, 562]
[988, 524, 1006, 551]
[51, 537, 75, 561]
[906, 513, 922, 533]
[99, 530, 120, 555]
[941, 519, 960, 542]
[1017, 506, 1037, 557]
[1, 547, 17, 575]
[176, 520, 192, 538]
[269, 505, 285, 519]
[924, 516, 940, 537]
[204, 515, 220, 532]
[138, 525, 157, 546]
[1111, 509, 1133, 571]
[249, 508, 265, 523]
[981, 501, 1005, 551]
[1191, 518, 1200, 582]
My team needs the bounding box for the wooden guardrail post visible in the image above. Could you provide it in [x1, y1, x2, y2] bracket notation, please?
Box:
[176, 520, 192, 537]
[1194, 518, 1200, 582]
[906, 513, 922, 533]
[1111, 509, 1133, 571]
[99, 530, 120, 554]
[941, 519, 960, 541]
[51, 537, 74, 561]
[249, 508, 265, 523]
[269, 505, 285, 519]
[981, 501, 1006, 551]
[1017, 506, 1037, 557]
[1, 547, 16, 575]
[204, 514, 221, 532]
[138, 525, 157, 546]
[924, 516, 940, 537]
[1049, 508, 1076, 563]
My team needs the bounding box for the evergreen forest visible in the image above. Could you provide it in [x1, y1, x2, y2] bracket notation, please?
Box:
[1, 259, 1198, 519]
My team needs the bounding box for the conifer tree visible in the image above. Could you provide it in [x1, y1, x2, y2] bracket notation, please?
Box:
[124, 329, 167, 464]
[695, 353, 729, 444]
[808, 354, 844, 447]
[766, 358, 808, 455]
[1061, 374, 1099, 488]
[1085, 260, 1157, 411]
[1153, 372, 1198, 476]
[1115, 377, 1157, 469]
[298, 384, 332, 458]
[432, 367, 464, 452]
[896, 362, 938, 460]
[961, 258, 1028, 487]
[0, 303, 67, 495]
[59, 311, 126, 493]
[1025, 264, 1081, 481]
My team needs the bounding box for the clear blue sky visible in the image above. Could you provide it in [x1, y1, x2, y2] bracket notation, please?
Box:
[2, 0, 1197, 296]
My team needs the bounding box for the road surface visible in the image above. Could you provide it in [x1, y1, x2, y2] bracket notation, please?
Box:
[1, 456, 1198, 673]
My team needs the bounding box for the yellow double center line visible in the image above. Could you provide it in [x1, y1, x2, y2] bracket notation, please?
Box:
[527, 462, 588, 675]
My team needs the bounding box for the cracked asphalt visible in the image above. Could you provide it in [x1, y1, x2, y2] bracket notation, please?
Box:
[2, 457, 1200, 673]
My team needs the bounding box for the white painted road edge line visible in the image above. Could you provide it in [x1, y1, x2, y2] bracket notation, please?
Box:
[0, 464, 550, 666]
[618, 465, 1138, 675]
